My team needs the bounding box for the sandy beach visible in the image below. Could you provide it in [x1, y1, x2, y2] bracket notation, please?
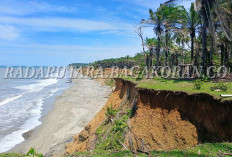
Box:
[9, 78, 111, 156]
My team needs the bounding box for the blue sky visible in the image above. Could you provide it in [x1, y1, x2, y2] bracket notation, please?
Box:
[0, 0, 194, 66]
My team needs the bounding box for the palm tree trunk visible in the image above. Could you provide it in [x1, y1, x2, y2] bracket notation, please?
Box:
[221, 44, 224, 66]
[175, 52, 178, 66]
[224, 42, 228, 67]
[201, 15, 207, 74]
[195, 50, 199, 67]
[209, 38, 214, 67]
[191, 34, 194, 65]
[182, 41, 184, 64]
[165, 29, 168, 66]
[149, 48, 153, 68]
[156, 36, 160, 66]
[230, 42, 232, 59]
[141, 37, 147, 67]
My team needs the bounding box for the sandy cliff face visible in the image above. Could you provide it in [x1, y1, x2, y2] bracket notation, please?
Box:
[65, 87, 123, 154]
[66, 78, 232, 154]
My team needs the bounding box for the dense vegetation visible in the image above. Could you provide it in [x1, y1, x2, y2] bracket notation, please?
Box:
[92, 53, 144, 68]
[139, 0, 232, 71]
[69, 63, 89, 68]
[94, 0, 232, 75]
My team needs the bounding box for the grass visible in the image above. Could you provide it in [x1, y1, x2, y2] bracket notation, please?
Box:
[0, 153, 43, 157]
[67, 143, 232, 157]
[104, 79, 115, 88]
[94, 114, 129, 151]
[123, 77, 232, 100]
[0, 148, 43, 157]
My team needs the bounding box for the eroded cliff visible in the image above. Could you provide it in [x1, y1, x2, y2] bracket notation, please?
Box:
[66, 78, 232, 154]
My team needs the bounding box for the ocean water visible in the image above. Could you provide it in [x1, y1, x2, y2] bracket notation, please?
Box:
[0, 67, 70, 153]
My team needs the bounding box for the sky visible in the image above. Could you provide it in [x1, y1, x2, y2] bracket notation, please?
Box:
[0, 0, 194, 66]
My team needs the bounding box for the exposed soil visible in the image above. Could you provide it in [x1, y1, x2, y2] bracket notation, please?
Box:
[65, 89, 123, 154]
[66, 78, 232, 154]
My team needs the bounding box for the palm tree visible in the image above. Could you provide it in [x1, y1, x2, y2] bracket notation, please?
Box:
[145, 38, 157, 68]
[182, 3, 200, 64]
[165, 0, 232, 73]
[141, 7, 164, 66]
[157, 4, 187, 66]
[170, 45, 181, 66]
[165, 0, 232, 41]
[173, 29, 189, 64]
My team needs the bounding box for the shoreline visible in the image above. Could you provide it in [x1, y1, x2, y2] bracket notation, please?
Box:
[9, 78, 111, 156]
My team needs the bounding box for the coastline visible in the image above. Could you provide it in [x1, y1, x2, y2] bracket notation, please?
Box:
[9, 78, 111, 156]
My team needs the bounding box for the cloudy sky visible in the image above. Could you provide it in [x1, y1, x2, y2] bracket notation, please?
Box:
[0, 0, 194, 66]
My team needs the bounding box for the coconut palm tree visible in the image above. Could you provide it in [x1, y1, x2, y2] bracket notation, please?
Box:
[165, 0, 232, 73]
[165, 0, 232, 41]
[158, 4, 187, 66]
[173, 28, 189, 64]
[141, 7, 164, 66]
[145, 37, 157, 68]
[181, 3, 200, 64]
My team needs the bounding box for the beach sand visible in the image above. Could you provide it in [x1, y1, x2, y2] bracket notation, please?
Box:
[10, 78, 111, 156]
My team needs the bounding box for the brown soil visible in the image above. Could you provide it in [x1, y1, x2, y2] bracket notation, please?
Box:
[127, 101, 198, 151]
[65, 78, 232, 154]
[65, 89, 123, 154]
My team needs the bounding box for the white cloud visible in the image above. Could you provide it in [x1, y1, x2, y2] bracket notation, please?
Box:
[131, 0, 162, 8]
[0, 25, 19, 41]
[0, 16, 132, 32]
[114, 0, 162, 8]
[0, 0, 74, 15]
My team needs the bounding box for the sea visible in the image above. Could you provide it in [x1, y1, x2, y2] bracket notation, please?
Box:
[0, 66, 71, 153]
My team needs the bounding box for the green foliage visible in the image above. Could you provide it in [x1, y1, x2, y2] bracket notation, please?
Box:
[210, 82, 228, 91]
[113, 116, 128, 132]
[27, 148, 36, 156]
[95, 125, 104, 136]
[201, 76, 210, 82]
[126, 109, 133, 118]
[0, 148, 43, 157]
[95, 113, 129, 151]
[68, 143, 232, 157]
[104, 104, 117, 122]
[91, 53, 144, 68]
[136, 68, 145, 81]
[104, 79, 115, 87]
[68, 63, 89, 68]
[193, 79, 203, 90]
[26, 148, 43, 157]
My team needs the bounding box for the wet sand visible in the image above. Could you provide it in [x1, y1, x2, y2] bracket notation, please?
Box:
[9, 78, 111, 156]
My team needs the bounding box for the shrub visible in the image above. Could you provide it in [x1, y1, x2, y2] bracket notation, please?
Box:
[201, 76, 210, 82]
[104, 104, 117, 122]
[193, 79, 203, 90]
[27, 148, 43, 157]
[113, 120, 127, 132]
[210, 82, 228, 91]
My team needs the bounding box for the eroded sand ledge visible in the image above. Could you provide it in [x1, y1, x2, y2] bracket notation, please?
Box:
[10, 79, 111, 156]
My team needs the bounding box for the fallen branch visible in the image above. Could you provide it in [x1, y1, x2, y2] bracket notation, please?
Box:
[118, 140, 128, 150]
[222, 152, 232, 156]
[137, 149, 150, 155]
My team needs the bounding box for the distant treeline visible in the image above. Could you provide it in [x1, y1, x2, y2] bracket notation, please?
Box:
[91, 53, 145, 68]
[69, 63, 89, 68]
